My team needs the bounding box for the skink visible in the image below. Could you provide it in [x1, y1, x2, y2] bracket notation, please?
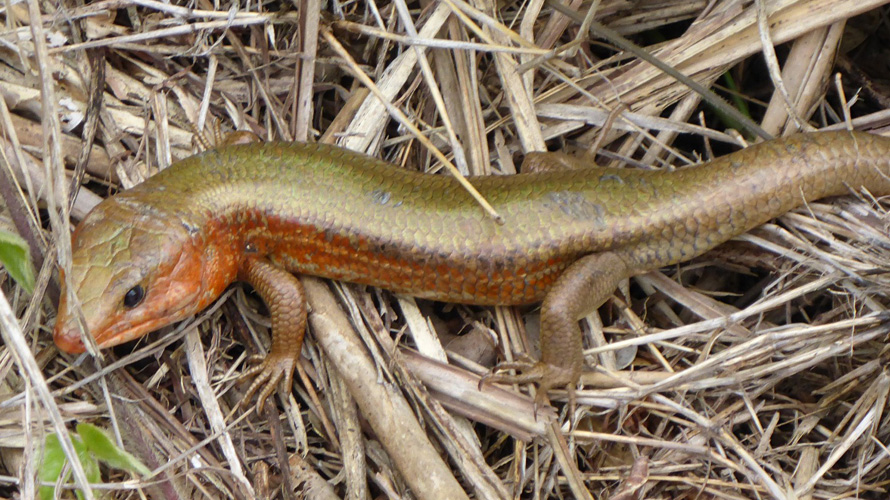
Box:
[53, 131, 890, 408]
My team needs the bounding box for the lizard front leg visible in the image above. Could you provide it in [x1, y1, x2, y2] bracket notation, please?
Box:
[237, 257, 307, 412]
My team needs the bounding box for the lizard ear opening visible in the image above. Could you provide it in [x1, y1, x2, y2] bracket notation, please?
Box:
[123, 285, 145, 309]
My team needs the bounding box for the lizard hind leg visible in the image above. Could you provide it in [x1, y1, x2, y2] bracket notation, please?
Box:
[482, 251, 630, 412]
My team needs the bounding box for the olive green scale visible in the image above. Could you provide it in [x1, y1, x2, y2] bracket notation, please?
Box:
[113, 130, 890, 306]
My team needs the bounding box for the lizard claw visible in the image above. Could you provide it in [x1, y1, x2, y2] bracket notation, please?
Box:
[239, 353, 296, 413]
[481, 360, 579, 417]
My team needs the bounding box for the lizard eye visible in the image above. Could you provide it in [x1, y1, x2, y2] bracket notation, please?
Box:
[123, 285, 145, 308]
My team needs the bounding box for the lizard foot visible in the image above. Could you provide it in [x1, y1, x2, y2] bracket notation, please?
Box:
[239, 352, 297, 413]
[480, 359, 579, 416]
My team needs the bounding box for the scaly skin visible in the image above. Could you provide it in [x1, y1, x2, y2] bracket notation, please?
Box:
[53, 131, 890, 410]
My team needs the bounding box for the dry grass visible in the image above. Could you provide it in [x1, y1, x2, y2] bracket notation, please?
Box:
[3, 0, 890, 498]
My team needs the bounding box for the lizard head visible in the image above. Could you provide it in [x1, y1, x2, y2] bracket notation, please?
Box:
[53, 196, 229, 354]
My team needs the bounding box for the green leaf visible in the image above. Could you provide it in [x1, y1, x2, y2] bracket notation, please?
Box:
[39, 434, 65, 500]
[77, 423, 151, 477]
[0, 229, 35, 294]
[39, 432, 95, 500]
[39, 425, 150, 499]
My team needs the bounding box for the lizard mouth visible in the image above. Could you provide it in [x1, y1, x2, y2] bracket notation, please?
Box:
[53, 326, 87, 354]
[53, 318, 171, 354]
